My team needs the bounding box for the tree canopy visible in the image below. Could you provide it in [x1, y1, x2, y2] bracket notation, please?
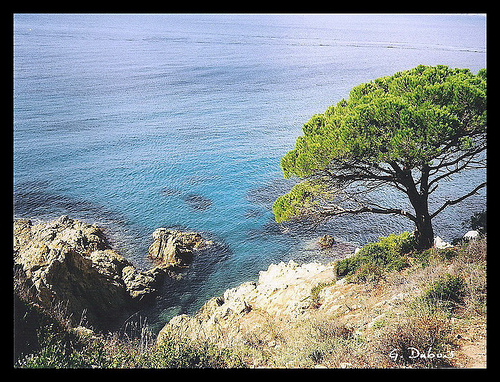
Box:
[273, 65, 486, 249]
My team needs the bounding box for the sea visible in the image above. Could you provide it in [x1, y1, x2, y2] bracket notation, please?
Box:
[13, 14, 487, 332]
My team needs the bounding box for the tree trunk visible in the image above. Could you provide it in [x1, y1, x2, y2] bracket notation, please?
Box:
[414, 209, 434, 250]
[398, 166, 435, 250]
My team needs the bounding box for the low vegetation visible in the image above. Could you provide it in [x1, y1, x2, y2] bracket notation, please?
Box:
[335, 231, 416, 282]
[15, 227, 486, 368]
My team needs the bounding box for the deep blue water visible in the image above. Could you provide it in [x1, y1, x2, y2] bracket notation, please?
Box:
[14, 14, 486, 330]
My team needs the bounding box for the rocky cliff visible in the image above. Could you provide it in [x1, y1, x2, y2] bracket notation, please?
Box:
[14, 216, 160, 328]
[156, 248, 486, 368]
[157, 257, 417, 351]
[155, 230, 487, 368]
[14, 216, 208, 330]
[14, 216, 486, 368]
[156, 255, 404, 344]
[157, 260, 338, 346]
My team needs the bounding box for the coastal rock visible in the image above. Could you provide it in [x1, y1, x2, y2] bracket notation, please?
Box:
[463, 230, 480, 241]
[434, 236, 453, 249]
[121, 265, 164, 302]
[14, 216, 160, 329]
[157, 260, 337, 345]
[147, 228, 210, 268]
[318, 234, 335, 248]
[156, 257, 429, 354]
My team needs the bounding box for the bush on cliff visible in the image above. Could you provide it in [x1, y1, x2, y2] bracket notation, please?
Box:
[335, 232, 416, 282]
[422, 273, 467, 312]
[16, 324, 246, 368]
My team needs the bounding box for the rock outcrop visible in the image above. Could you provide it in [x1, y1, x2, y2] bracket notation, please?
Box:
[157, 260, 337, 346]
[434, 236, 453, 249]
[463, 230, 480, 241]
[14, 216, 163, 329]
[318, 234, 335, 248]
[13, 216, 214, 330]
[156, 257, 425, 351]
[148, 228, 211, 268]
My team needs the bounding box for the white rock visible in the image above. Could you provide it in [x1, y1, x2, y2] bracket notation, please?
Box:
[463, 230, 480, 241]
[434, 236, 453, 249]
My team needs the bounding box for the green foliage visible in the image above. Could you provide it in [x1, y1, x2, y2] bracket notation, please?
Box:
[465, 209, 487, 234]
[274, 65, 487, 223]
[335, 232, 416, 281]
[16, 324, 246, 369]
[272, 178, 338, 223]
[422, 274, 466, 311]
[348, 263, 386, 283]
[310, 281, 336, 308]
[146, 334, 245, 368]
[272, 181, 321, 223]
[413, 246, 459, 267]
[282, 65, 486, 178]
[16, 324, 111, 368]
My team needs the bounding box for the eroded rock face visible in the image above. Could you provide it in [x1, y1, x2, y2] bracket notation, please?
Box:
[157, 260, 337, 346]
[14, 216, 213, 330]
[156, 257, 427, 353]
[147, 228, 211, 268]
[121, 265, 164, 301]
[14, 216, 162, 329]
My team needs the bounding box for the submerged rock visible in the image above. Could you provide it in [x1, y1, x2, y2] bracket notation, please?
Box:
[183, 194, 212, 211]
[147, 228, 211, 268]
[161, 187, 182, 197]
[14, 216, 162, 329]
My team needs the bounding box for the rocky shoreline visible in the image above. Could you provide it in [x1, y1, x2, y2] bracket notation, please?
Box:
[14, 215, 486, 368]
[13, 215, 355, 337]
[158, 260, 338, 347]
[14, 216, 210, 330]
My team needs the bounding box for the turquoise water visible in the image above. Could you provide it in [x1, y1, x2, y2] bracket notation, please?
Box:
[14, 14, 486, 329]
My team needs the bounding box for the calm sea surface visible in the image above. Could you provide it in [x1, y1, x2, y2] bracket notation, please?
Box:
[14, 14, 487, 330]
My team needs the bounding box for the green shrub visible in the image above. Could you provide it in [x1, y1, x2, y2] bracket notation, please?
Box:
[310, 281, 336, 308]
[335, 256, 361, 278]
[17, 325, 247, 369]
[335, 232, 415, 281]
[413, 247, 459, 267]
[16, 325, 105, 368]
[348, 263, 385, 283]
[422, 274, 466, 311]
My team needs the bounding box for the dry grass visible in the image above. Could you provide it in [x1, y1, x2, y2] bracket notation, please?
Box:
[234, 236, 487, 368]
[372, 312, 457, 368]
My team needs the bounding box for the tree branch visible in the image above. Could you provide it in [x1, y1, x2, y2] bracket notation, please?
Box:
[428, 154, 486, 188]
[319, 204, 417, 222]
[428, 140, 486, 172]
[322, 159, 408, 194]
[430, 182, 487, 219]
